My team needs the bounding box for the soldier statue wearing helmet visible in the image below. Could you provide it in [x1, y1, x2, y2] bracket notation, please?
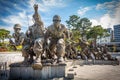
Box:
[12, 24, 25, 46]
[14, 24, 21, 29]
[44, 15, 68, 63]
[12, 24, 30, 63]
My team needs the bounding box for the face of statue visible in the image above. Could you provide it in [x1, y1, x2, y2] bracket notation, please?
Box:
[34, 18, 39, 24]
[14, 28, 21, 34]
[53, 15, 61, 26]
[53, 19, 61, 26]
[33, 15, 41, 24]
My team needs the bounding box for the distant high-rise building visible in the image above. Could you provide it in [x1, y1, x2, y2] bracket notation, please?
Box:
[114, 24, 120, 42]
[107, 28, 114, 41]
[107, 28, 112, 33]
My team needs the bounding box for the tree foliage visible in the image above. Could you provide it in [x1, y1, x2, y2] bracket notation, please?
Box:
[87, 25, 107, 41]
[0, 29, 10, 43]
[66, 14, 111, 47]
[66, 15, 80, 29]
[66, 15, 92, 41]
[77, 18, 92, 38]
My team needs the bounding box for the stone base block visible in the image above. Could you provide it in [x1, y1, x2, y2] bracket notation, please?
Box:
[67, 72, 75, 79]
[9, 62, 66, 80]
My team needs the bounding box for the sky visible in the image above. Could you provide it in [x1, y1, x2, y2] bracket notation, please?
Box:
[0, 0, 120, 34]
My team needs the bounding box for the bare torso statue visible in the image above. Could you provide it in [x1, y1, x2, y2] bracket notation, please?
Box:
[28, 4, 44, 40]
[26, 4, 45, 69]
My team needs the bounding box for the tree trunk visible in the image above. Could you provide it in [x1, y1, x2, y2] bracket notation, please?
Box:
[94, 38, 97, 47]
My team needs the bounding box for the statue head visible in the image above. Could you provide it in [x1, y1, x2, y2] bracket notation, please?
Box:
[53, 15, 61, 25]
[13, 24, 21, 33]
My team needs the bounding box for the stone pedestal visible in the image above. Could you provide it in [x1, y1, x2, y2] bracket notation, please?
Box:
[9, 62, 66, 80]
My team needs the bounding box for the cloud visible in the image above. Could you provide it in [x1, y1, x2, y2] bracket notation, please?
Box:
[91, 1, 120, 29]
[42, 0, 66, 7]
[1, 0, 67, 34]
[96, 0, 117, 10]
[28, 0, 66, 12]
[90, 19, 100, 27]
[0, 0, 66, 33]
[91, 13, 119, 29]
[2, 11, 28, 26]
[0, 25, 13, 32]
[77, 7, 92, 16]
[1, 10, 34, 34]
[100, 14, 112, 28]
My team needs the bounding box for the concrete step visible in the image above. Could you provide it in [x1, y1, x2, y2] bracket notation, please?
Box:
[73, 60, 119, 65]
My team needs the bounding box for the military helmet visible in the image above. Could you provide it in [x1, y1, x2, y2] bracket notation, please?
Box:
[14, 24, 21, 29]
[53, 15, 61, 21]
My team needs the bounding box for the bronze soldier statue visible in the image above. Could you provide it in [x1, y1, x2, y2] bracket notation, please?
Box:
[26, 4, 45, 68]
[12, 24, 24, 46]
[78, 38, 95, 61]
[78, 38, 89, 57]
[65, 41, 77, 59]
[12, 24, 30, 63]
[102, 44, 113, 60]
[45, 15, 68, 63]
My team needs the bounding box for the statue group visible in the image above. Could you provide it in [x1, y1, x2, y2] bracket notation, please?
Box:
[11, 4, 116, 69]
[11, 4, 68, 69]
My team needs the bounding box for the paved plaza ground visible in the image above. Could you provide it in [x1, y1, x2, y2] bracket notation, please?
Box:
[1, 52, 120, 80]
[67, 65, 120, 80]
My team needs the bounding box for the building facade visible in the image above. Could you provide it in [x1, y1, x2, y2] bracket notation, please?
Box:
[96, 28, 113, 44]
[114, 24, 120, 42]
[107, 28, 114, 41]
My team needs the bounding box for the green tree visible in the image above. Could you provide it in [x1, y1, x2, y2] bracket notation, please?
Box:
[0, 29, 10, 43]
[66, 15, 80, 29]
[103, 29, 110, 37]
[66, 15, 80, 41]
[87, 25, 107, 46]
[66, 15, 92, 41]
[77, 18, 92, 39]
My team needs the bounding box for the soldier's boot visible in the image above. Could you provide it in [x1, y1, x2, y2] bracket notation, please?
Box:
[57, 50, 65, 63]
[28, 55, 34, 64]
[22, 57, 29, 64]
[34, 56, 41, 63]
[56, 50, 65, 63]
[56, 41, 65, 63]
[58, 56, 64, 63]
[51, 54, 58, 64]
[22, 49, 29, 64]
[32, 53, 42, 70]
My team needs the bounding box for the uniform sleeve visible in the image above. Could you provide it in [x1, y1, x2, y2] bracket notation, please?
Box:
[44, 26, 50, 40]
[18, 32, 25, 45]
[61, 24, 66, 30]
[61, 24, 68, 38]
[12, 33, 15, 38]
[20, 32, 25, 38]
